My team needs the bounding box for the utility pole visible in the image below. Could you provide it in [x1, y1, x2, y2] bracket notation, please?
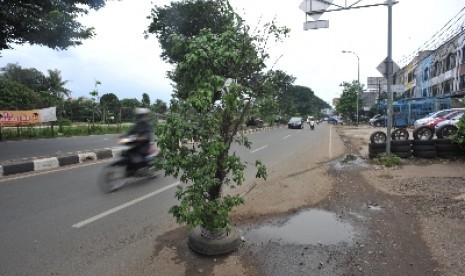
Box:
[386, 0, 394, 155]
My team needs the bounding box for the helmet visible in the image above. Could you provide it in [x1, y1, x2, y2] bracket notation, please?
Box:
[135, 108, 150, 115]
[134, 108, 150, 120]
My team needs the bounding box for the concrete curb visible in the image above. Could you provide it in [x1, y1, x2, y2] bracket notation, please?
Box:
[0, 148, 118, 177]
[0, 125, 282, 178]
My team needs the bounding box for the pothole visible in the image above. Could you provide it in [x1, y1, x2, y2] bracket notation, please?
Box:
[243, 209, 356, 245]
[330, 154, 371, 171]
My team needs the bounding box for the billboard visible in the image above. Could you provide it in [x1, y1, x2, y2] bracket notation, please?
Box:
[0, 107, 57, 126]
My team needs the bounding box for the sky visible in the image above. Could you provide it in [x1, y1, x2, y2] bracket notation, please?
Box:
[1, 0, 464, 107]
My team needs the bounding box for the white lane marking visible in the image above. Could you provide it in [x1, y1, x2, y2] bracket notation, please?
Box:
[72, 181, 180, 228]
[283, 135, 291, 139]
[251, 145, 268, 153]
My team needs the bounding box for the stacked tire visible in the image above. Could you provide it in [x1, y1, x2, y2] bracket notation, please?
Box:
[368, 142, 386, 159]
[436, 139, 465, 157]
[368, 140, 412, 159]
[412, 140, 436, 158]
[390, 140, 412, 158]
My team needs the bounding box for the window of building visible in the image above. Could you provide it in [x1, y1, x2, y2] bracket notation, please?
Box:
[432, 85, 438, 96]
[461, 46, 465, 64]
[408, 71, 415, 82]
[423, 67, 429, 81]
[446, 53, 456, 70]
[459, 75, 465, 90]
[444, 79, 452, 94]
[433, 61, 440, 76]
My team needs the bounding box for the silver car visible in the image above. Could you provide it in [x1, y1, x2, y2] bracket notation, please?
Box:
[413, 109, 463, 129]
[434, 112, 463, 138]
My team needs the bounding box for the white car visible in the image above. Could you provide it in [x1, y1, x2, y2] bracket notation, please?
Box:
[413, 109, 464, 129]
[434, 112, 463, 138]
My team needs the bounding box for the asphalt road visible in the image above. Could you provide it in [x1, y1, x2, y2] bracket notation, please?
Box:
[0, 124, 336, 275]
[0, 134, 121, 163]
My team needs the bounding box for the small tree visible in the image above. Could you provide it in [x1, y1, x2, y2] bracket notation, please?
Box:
[89, 80, 101, 126]
[451, 97, 465, 145]
[155, 2, 289, 235]
[336, 80, 363, 121]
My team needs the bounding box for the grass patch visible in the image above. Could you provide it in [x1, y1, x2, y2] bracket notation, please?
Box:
[372, 153, 403, 167]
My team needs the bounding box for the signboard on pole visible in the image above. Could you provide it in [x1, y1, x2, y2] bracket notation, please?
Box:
[0, 107, 57, 126]
[376, 57, 400, 78]
[299, 0, 333, 20]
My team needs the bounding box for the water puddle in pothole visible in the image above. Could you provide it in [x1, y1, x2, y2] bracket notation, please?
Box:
[244, 209, 356, 245]
[330, 154, 371, 171]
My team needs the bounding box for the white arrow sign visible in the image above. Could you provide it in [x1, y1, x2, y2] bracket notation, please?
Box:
[299, 0, 333, 21]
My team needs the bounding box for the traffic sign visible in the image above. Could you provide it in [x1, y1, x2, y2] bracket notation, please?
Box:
[299, 0, 333, 20]
[376, 57, 400, 78]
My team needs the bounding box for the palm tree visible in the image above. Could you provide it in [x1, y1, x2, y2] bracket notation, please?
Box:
[46, 69, 70, 101]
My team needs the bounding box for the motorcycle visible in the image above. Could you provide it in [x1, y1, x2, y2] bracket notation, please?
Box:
[98, 135, 160, 193]
[310, 120, 315, 130]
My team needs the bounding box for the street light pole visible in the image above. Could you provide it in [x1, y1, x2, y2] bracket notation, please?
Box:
[342, 50, 360, 124]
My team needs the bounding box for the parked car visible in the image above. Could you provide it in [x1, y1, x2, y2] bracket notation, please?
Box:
[434, 112, 464, 138]
[327, 117, 343, 125]
[370, 114, 387, 127]
[413, 108, 465, 129]
[246, 117, 264, 127]
[369, 114, 383, 126]
[413, 110, 464, 140]
[288, 117, 304, 129]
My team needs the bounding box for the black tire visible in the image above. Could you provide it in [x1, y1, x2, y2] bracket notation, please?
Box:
[370, 131, 387, 143]
[391, 151, 412, 158]
[187, 226, 241, 256]
[98, 165, 126, 193]
[435, 138, 453, 144]
[391, 145, 411, 152]
[391, 128, 409, 140]
[437, 150, 465, 157]
[391, 140, 412, 146]
[413, 150, 437, 158]
[412, 139, 436, 146]
[369, 148, 387, 154]
[413, 126, 434, 140]
[369, 142, 386, 150]
[436, 143, 462, 151]
[369, 152, 384, 159]
[375, 121, 382, 127]
[413, 144, 436, 152]
[437, 125, 458, 139]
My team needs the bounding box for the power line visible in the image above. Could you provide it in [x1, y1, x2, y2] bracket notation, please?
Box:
[397, 7, 465, 67]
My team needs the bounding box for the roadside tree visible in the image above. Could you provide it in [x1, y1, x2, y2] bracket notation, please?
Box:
[0, 0, 113, 52]
[149, 0, 289, 254]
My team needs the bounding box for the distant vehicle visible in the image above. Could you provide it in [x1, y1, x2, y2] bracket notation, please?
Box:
[434, 112, 464, 139]
[369, 114, 383, 126]
[246, 118, 264, 127]
[328, 117, 342, 125]
[288, 117, 304, 129]
[369, 114, 387, 127]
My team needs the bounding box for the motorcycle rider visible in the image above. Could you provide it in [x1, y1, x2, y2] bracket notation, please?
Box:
[307, 116, 315, 130]
[123, 108, 154, 166]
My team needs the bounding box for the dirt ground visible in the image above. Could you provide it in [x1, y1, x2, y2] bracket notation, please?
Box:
[121, 125, 465, 276]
